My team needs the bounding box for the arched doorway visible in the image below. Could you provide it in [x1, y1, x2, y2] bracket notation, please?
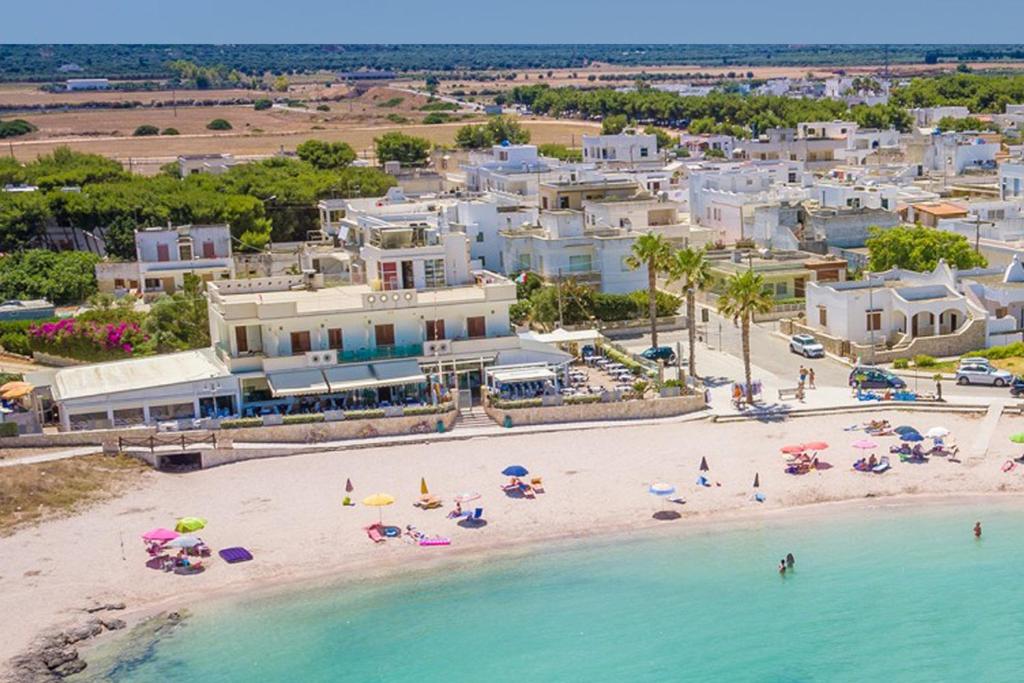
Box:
[939, 309, 963, 335]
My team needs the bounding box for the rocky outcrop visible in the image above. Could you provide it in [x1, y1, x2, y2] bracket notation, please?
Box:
[6, 603, 130, 682]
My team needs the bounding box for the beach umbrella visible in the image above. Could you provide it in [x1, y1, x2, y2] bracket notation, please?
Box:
[894, 426, 919, 435]
[345, 478, 354, 493]
[649, 482, 676, 497]
[362, 493, 395, 525]
[166, 535, 202, 549]
[453, 492, 481, 504]
[502, 465, 529, 477]
[753, 473, 760, 488]
[699, 456, 709, 472]
[141, 528, 179, 542]
[174, 517, 206, 533]
[0, 381, 32, 400]
[925, 427, 949, 439]
[852, 439, 877, 450]
[420, 478, 429, 495]
[803, 441, 829, 451]
[780, 444, 806, 454]
[900, 432, 925, 442]
[1011, 433, 1024, 444]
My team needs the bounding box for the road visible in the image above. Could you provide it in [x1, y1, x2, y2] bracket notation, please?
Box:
[613, 304, 1003, 402]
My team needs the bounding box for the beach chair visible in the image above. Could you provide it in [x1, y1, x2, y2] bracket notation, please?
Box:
[530, 476, 545, 493]
[472, 508, 484, 520]
[365, 525, 385, 543]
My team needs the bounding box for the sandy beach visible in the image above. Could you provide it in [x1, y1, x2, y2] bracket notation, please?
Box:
[4, 408, 1024, 670]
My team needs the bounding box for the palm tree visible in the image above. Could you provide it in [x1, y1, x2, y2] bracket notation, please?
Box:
[626, 232, 672, 348]
[667, 246, 711, 378]
[716, 270, 773, 403]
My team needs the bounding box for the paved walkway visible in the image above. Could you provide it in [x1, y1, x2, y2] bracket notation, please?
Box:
[0, 445, 101, 468]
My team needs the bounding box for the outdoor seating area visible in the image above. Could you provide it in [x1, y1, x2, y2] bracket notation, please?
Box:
[580, 345, 644, 392]
[141, 517, 227, 575]
[848, 422, 960, 473]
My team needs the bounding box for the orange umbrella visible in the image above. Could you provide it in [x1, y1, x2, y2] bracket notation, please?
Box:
[780, 444, 806, 454]
[804, 441, 829, 451]
[0, 381, 32, 399]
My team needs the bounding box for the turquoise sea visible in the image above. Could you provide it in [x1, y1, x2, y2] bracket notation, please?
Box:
[95, 500, 1024, 682]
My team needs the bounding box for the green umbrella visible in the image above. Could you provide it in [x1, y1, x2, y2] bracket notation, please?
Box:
[175, 517, 207, 533]
[1011, 434, 1024, 444]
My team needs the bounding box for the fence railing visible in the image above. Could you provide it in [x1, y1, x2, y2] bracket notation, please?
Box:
[118, 433, 217, 453]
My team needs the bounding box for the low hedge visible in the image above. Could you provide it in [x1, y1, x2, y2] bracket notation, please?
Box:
[404, 404, 452, 416]
[565, 394, 601, 405]
[491, 398, 543, 409]
[0, 422, 18, 437]
[282, 413, 325, 425]
[604, 346, 652, 376]
[220, 417, 262, 429]
[344, 409, 386, 420]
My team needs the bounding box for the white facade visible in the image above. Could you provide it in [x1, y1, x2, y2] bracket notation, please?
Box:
[1000, 163, 1024, 200]
[178, 154, 239, 176]
[909, 106, 971, 127]
[581, 132, 659, 166]
[136, 225, 234, 298]
[66, 78, 110, 91]
[446, 194, 538, 272]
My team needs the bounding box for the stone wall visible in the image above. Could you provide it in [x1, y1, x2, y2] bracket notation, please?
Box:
[0, 425, 158, 452]
[221, 409, 458, 444]
[780, 318, 852, 357]
[484, 394, 706, 427]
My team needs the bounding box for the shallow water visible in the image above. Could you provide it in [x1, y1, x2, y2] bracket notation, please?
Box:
[95, 500, 1024, 682]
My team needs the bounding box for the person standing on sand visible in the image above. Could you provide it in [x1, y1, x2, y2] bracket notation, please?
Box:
[798, 365, 807, 388]
[807, 367, 816, 389]
[974, 521, 982, 538]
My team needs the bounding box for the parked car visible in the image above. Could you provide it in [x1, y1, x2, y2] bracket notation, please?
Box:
[956, 364, 1013, 387]
[641, 346, 677, 365]
[789, 334, 825, 358]
[849, 366, 907, 390]
[1010, 376, 1024, 397]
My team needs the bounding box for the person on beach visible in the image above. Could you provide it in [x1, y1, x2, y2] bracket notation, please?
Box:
[798, 366, 807, 387]
[807, 367, 816, 389]
[779, 559, 787, 574]
[786, 553, 795, 569]
[974, 522, 982, 538]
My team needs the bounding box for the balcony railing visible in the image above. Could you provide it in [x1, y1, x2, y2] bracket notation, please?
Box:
[337, 343, 423, 363]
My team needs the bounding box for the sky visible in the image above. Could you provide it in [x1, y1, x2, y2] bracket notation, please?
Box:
[2, 0, 1023, 43]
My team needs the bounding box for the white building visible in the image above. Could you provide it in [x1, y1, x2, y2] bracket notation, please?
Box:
[740, 124, 855, 171]
[95, 224, 235, 299]
[835, 128, 902, 166]
[1000, 162, 1024, 200]
[178, 154, 240, 176]
[66, 78, 109, 91]
[445, 193, 538, 272]
[909, 106, 971, 127]
[581, 132, 659, 167]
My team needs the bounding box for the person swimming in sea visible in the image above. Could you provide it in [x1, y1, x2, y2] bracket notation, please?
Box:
[786, 553, 795, 569]
[778, 559, 786, 574]
[974, 521, 982, 538]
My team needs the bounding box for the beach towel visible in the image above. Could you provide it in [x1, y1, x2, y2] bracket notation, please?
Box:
[754, 493, 766, 503]
[696, 475, 710, 487]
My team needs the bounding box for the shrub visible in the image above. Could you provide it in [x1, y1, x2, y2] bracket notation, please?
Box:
[592, 292, 641, 321]
[133, 125, 159, 136]
[0, 422, 18, 437]
[565, 394, 601, 405]
[206, 118, 232, 130]
[964, 341, 1024, 361]
[893, 358, 910, 369]
[509, 299, 532, 325]
[419, 101, 459, 112]
[344, 409, 386, 420]
[628, 290, 681, 318]
[28, 318, 148, 362]
[282, 413, 325, 425]
[491, 398, 543, 409]
[0, 119, 36, 139]
[405, 405, 449, 416]
[253, 99, 273, 111]
[160, 128, 179, 136]
[0, 331, 31, 356]
[386, 113, 409, 124]
[378, 97, 404, 108]
[316, 104, 330, 112]
[220, 417, 262, 429]
[422, 112, 452, 124]
[913, 354, 936, 368]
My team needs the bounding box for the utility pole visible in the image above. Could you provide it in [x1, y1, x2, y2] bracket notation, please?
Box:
[974, 213, 982, 255]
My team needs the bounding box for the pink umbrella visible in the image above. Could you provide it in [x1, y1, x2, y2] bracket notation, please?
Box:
[780, 444, 807, 454]
[804, 441, 830, 451]
[141, 528, 180, 542]
[852, 439, 877, 450]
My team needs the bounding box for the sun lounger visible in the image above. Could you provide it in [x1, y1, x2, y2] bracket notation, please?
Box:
[364, 525, 385, 543]
[472, 507, 483, 520]
[872, 456, 891, 474]
[414, 495, 442, 509]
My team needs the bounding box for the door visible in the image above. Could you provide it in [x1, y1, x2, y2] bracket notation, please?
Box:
[466, 316, 486, 339]
[401, 261, 414, 289]
[156, 243, 170, 262]
[235, 326, 248, 353]
[202, 241, 216, 258]
[290, 331, 311, 354]
[426, 319, 445, 341]
[374, 324, 395, 348]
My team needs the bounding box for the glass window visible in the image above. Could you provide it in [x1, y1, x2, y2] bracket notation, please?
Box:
[517, 253, 531, 270]
[423, 258, 446, 289]
[568, 254, 592, 273]
[866, 311, 882, 332]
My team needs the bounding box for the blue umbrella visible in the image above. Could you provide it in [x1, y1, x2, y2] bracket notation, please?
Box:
[900, 432, 924, 442]
[502, 465, 529, 477]
[894, 426, 919, 435]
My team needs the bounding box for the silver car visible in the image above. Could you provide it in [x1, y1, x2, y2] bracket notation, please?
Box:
[789, 334, 825, 358]
[956, 364, 1013, 387]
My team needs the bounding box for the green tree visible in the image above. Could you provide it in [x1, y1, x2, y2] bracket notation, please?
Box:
[602, 114, 629, 134]
[0, 191, 51, 250]
[644, 125, 675, 150]
[374, 132, 431, 164]
[0, 250, 99, 305]
[206, 118, 233, 130]
[143, 273, 210, 352]
[253, 98, 273, 111]
[133, 125, 159, 136]
[528, 279, 594, 327]
[667, 246, 711, 377]
[161, 127, 180, 136]
[273, 75, 290, 92]
[716, 270, 773, 402]
[102, 214, 139, 260]
[537, 143, 582, 162]
[625, 232, 672, 348]
[296, 139, 357, 169]
[454, 124, 492, 149]
[865, 224, 987, 271]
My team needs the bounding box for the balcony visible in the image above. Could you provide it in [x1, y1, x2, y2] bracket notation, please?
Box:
[338, 343, 423, 363]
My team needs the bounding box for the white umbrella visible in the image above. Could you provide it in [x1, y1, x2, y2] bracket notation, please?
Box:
[925, 427, 950, 439]
[649, 482, 676, 497]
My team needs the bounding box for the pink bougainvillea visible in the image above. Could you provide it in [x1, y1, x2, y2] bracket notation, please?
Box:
[29, 318, 148, 361]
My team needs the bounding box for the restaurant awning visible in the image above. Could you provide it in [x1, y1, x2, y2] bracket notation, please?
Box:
[323, 364, 377, 392]
[370, 359, 427, 388]
[489, 367, 556, 384]
[266, 368, 330, 397]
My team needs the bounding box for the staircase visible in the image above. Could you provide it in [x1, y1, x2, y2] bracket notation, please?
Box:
[457, 406, 497, 430]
